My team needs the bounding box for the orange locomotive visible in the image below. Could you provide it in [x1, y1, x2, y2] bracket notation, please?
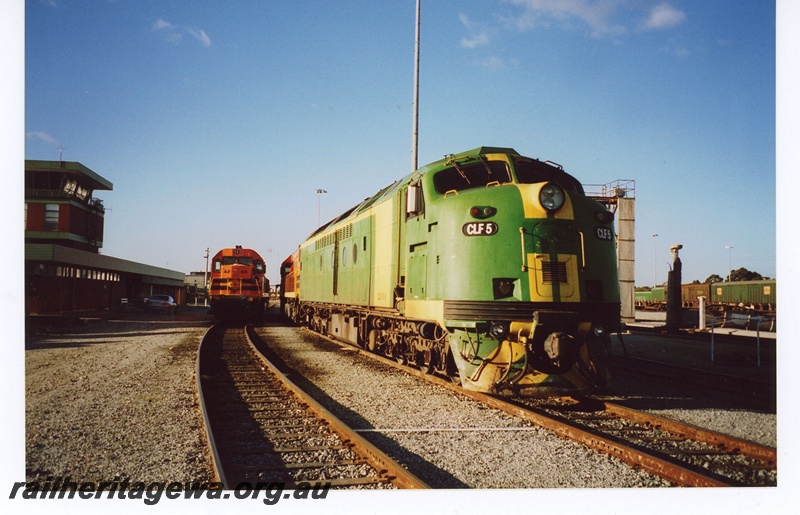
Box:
[279, 250, 299, 318]
[208, 246, 269, 320]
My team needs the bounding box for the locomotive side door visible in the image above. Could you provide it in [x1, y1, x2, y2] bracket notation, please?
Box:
[332, 229, 339, 297]
[370, 195, 400, 309]
[404, 180, 428, 300]
[395, 187, 408, 310]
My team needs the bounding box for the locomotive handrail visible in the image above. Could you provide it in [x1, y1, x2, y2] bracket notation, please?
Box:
[519, 227, 529, 272]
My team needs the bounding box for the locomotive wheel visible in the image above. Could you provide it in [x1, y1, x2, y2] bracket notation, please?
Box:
[387, 342, 407, 365]
[417, 349, 436, 374]
[448, 370, 461, 385]
[366, 329, 378, 352]
[444, 351, 461, 385]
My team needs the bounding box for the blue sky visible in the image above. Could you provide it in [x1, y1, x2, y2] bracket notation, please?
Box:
[23, 0, 777, 287]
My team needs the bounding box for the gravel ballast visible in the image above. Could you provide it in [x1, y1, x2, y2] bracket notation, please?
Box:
[255, 324, 672, 488]
[23, 312, 777, 491]
[25, 318, 215, 484]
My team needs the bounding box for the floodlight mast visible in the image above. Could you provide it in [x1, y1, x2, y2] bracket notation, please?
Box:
[411, 0, 420, 173]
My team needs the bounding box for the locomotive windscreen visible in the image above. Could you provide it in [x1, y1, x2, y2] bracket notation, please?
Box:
[515, 160, 584, 194]
[433, 161, 511, 194]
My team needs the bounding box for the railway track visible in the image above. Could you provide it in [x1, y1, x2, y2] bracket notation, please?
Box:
[611, 354, 775, 408]
[290, 325, 776, 487]
[510, 396, 777, 487]
[196, 323, 428, 489]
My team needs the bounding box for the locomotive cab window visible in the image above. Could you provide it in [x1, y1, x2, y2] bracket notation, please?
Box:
[515, 160, 583, 194]
[222, 256, 253, 266]
[433, 161, 511, 195]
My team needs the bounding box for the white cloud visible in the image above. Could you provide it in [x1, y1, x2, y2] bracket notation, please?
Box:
[506, 0, 686, 38]
[661, 42, 690, 57]
[26, 131, 60, 146]
[673, 44, 689, 56]
[459, 12, 490, 49]
[507, 0, 627, 38]
[152, 18, 211, 47]
[187, 27, 212, 47]
[476, 55, 507, 70]
[461, 33, 489, 49]
[153, 18, 174, 31]
[644, 3, 686, 30]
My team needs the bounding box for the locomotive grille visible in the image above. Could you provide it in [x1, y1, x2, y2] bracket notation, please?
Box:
[315, 234, 334, 250]
[314, 223, 353, 250]
[338, 223, 353, 240]
[541, 261, 568, 284]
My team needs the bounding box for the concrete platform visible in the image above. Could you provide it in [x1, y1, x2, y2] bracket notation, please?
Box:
[628, 310, 776, 341]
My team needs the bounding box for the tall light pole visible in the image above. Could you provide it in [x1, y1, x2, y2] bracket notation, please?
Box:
[411, 0, 421, 172]
[652, 234, 658, 287]
[316, 189, 327, 227]
[204, 247, 209, 307]
[725, 245, 733, 281]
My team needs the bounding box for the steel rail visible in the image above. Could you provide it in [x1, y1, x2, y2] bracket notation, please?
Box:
[197, 323, 428, 489]
[195, 324, 227, 487]
[611, 354, 775, 405]
[298, 326, 776, 487]
[600, 401, 777, 465]
[427, 387, 735, 487]
[242, 324, 429, 489]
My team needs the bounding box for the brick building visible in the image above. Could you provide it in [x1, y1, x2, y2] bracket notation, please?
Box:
[25, 160, 185, 314]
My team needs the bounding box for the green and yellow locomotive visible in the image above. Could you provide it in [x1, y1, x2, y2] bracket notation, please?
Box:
[281, 147, 620, 395]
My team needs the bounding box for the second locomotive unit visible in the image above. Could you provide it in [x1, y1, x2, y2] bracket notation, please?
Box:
[281, 147, 620, 396]
[209, 246, 269, 320]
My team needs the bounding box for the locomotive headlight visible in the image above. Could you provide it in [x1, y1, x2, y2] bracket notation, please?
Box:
[489, 322, 508, 339]
[498, 279, 514, 296]
[539, 183, 565, 212]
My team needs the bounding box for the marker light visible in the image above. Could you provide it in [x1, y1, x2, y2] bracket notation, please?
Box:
[470, 206, 497, 219]
[594, 210, 614, 224]
[539, 183, 565, 212]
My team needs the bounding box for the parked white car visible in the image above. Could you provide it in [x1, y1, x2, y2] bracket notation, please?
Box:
[144, 294, 178, 314]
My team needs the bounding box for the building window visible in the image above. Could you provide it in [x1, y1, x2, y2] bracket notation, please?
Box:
[44, 204, 59, 231]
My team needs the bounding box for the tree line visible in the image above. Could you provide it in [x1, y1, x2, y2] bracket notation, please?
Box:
[636, 267, 772, 291]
